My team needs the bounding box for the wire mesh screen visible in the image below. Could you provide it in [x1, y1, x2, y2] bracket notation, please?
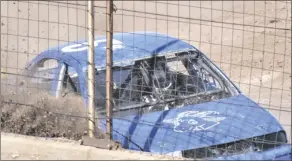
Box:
[1, 0, 291, 160]
[1, 0, 93, 139]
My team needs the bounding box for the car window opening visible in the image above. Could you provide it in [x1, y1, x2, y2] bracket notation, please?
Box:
[95, 51, 235, 116]
[27, 58, 60, 93]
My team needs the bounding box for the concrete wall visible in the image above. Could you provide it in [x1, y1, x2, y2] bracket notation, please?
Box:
[1, 133, 184, 160]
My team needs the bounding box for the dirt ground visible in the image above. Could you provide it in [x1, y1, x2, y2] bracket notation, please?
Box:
[1, 0, 291, 147]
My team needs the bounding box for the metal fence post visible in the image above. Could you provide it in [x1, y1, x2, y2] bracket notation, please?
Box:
[106, 0, 113, 140]
[87, 0, 96, 138]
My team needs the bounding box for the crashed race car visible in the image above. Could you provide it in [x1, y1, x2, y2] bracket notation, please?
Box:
[24, 32, 291, 160]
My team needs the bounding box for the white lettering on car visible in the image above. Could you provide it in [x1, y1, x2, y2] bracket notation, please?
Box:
[61, 39, 124, 53]
[163, 111, 226, 133]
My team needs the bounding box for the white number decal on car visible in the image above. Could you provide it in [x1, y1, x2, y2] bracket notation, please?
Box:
[61, 39, 124, 53]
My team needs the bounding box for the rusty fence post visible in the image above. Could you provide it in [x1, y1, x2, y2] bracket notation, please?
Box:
[87, 0, 96, 138]
[106, 0, 113, 140]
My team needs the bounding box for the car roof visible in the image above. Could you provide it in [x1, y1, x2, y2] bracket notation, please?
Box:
[33, 32, 196, 69]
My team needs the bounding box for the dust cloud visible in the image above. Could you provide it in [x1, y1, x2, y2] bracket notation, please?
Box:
[1, 75, 104, 141]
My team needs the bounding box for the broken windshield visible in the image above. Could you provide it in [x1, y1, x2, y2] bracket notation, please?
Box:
[94, 51, 237, 115]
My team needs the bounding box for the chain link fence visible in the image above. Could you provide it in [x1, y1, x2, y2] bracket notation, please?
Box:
[1, 1, 291, 160]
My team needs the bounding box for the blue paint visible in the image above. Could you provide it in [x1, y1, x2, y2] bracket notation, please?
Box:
[100, 94, 285, 153]
[27, 32, 195, 71]
[143, 110, 171, 152]
[123, 114, 141, 149]
[26, 32, 291, 160]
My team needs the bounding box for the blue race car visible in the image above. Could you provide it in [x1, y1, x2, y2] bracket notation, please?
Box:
[24, 32, 291, 160]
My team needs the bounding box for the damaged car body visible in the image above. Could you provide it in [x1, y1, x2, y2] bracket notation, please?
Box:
[24, 32, 291, 160]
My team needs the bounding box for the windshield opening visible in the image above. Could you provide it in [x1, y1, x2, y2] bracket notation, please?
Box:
[94, 50, 236, 116]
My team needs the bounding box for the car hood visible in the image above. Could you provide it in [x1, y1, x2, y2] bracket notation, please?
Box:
[99, 94, 283, 154]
